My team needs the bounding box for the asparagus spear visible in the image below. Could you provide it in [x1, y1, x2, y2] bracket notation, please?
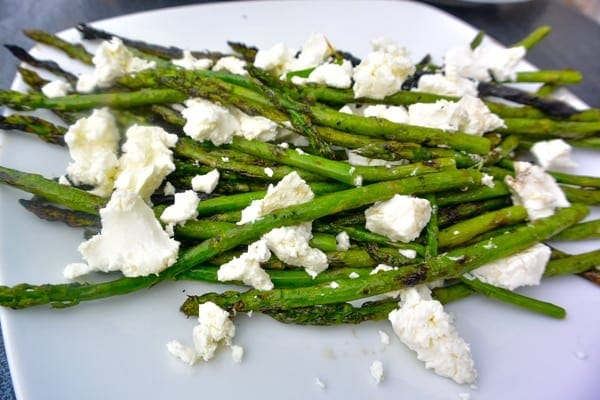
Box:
[0, 114, 66, 145]
[4, 44, 78, 84]
[23, 29, 93, 64]
[180, 204, 588, 316]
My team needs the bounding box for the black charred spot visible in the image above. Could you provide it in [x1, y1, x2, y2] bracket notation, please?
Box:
[399, 268, 428, 286]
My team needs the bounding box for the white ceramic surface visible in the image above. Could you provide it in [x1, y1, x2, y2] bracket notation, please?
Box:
[0, 1, 598, 399]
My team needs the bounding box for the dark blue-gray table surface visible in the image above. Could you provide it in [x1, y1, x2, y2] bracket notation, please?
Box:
[1, 0, 598, 398]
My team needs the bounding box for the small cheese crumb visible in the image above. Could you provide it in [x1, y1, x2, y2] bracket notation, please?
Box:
[41, 79, 73, 98]
[531, 139, 578, 171]
[398, 248, 417, 259]
[217, 239, 274, 291]
[163, 182, 176, 196]
[212, 56, 248, 76]
[315, 377, 327, 390]
[114, 125, 178, 200]
[370, 360, 384, 384]
[349, 272, 360, 279]
[167, 301, 236, 365]
[389, 286, 477, 384]
[378, 330, 390, 345]
[335, 231, 351, 251]
[329, 281, 340, 289]
[505, 161, 570, 220]
[370, 264, 397, 275]
[230, 345, 244, 363]
[263, 167, 274, 177]
[470, 243, 551, 290]
[181, 98, 239, 145]
[191, 169, 220, 194]
[414, 73, 478, 97]
[444, 43, 526, 82]
[481, 173, 495, 188]
[172, 50, 213, 70]
[160, 190, 200, 225]
[221, 156, 230, 162]
[365, 195, 431, 243]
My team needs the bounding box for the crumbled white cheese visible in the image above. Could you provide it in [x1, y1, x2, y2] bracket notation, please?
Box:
[235, 111, 280, 142]
[370, 360, 384, 384]
[365, 195, 432, 243]
[329, 281, 340, 289]
[389, 286, 477, 384]
[505, 161, 570, 220]
[315, 377, 327, 390]
[171, 50, 213, 70]
[481, 173, 495, 188]
[212, 56, 248, 76]
[238, 171, 314, 224]
[41, 79, 73, 98]
[217, 239, 274, 291]
[289, 33, 334, 71]
[167, 301, 236, 365]
[191, 169, 220, 194]
[64, 108, 120, 197]
[263, 167, 274, 177]
[58, 175, 71, 186]
[407, 95, 504, 136]
[370, 263, 397, 275]
[181, 98, 239, 145]
[349, 272, 360, 279]
[353, 38, 415, 99]
[77, 37, 155, 90]
[378, 330, 391, 345]
[414, 73, 478, 97]
[530, 139, 578, 171]
[263, 223, 328, 278]
[305, 60, 353, 89]
[163, 182, 176, 196]
[114, 125, 178, 200]
[254, 42, 297, 75]
[363, 104, 409, 124]
[444, 43, 526, 82]
[160, 190, 200, 226]
[221, 156, 230, 162]
[335, 231, 351, 251]
[399, 248, 417, 259]
[75, 74, 97, 93]
[64, 189, 179, 279]
[470, 243, 551, 290]
[230, 345, 244, 364]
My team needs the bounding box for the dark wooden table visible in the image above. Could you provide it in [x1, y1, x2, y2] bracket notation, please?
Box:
[0, 1, 598, 398]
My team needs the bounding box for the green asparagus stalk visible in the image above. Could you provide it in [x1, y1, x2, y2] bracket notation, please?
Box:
[0, 88, 187, 111]
[4, 44, 78, 83]
[513, 25, 551, 50]
[180, 204, 588, 316]
[23, 29, 94, 64]
[552, 219, 600, 241]
[438, 197, 513, 227]
[19, 198, 99, 228]
[438, 205, 528, 248]
[0, 114, 66, 145]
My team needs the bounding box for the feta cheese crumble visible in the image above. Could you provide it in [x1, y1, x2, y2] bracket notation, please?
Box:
[263, 167, 274, 177]
[505, 161, 570, 220]
[353, 38, 415, 99]
[238, 171, 314, 224]
[212, 56, 248, 76]
[217, 239, 274, 291]
[378, 330, 391, 345]
[398, 248, 417, 259]
[64, 189, 179, 279]
[160, 190, 200, 226]
[76, 37, 155, 91]
[414, 73, 478, 97]
[171, 50, 213, 70]
[305, 60, 353, 89]
[469, 243, 551, 290]
[191, 169, 220, 194]
[230, 345, 244, 364]
[167, 301, 236, 365]
[254, 42, 296, 75]
[444, 43, 526, 82]
[263, 223, 328, 278]
[370, 360, 384, 384]
[335, 231, 351, 251]
[64, 108, 120, 197]
[114, 125, 178, 200]
[41, 79, 73, 98]
[181, 98, 239, 145]
[388, 286, 477, 384]
[530, 139, 578, 171]
[365, 195, 432, 243]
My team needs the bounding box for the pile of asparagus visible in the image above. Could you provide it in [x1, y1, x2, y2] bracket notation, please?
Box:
[0, 24, 598, 331]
